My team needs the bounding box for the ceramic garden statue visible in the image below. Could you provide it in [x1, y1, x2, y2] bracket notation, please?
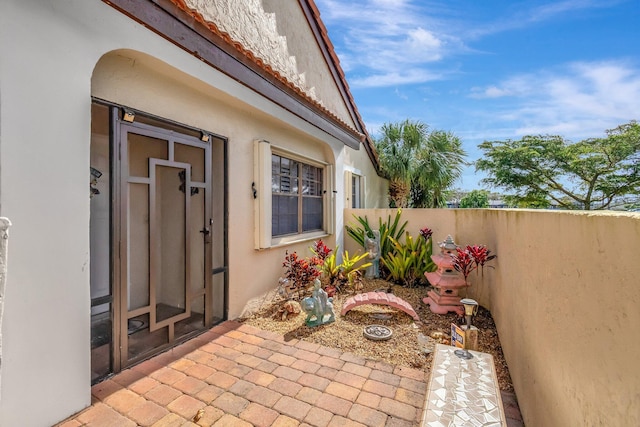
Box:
[364, 230, 381, 279]
[301, 279, 335, 326]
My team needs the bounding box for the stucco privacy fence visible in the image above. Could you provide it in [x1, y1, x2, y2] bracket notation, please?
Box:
[344, 208, 640, 427]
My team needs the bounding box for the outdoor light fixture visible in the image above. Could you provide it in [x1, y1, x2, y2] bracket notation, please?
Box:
[90, 167, 102, 198]
[200, 132, 211, 142]
[454, 298, 479, 360]
[122, 109, 135, 122]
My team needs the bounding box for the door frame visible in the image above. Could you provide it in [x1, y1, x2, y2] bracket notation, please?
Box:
[90, 100, 228, 378]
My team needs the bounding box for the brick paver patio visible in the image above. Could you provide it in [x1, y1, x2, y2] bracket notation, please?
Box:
[56, 320, 429, 426]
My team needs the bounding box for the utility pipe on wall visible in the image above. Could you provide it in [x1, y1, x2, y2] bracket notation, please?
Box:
[0, 217, 12, 401]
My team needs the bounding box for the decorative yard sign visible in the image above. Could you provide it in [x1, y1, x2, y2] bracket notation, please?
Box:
[451, 323, 465, 348]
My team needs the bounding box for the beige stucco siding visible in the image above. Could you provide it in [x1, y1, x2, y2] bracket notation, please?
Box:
[92, 52, 345, 328]
[0, 0, 381, 425]
[182, 0, 356, 128]
[342, 145, 388, 209]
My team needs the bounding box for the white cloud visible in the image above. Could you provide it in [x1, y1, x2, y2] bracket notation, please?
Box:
[351, 69, 443, 88]
[315, 0, 621, 88]
[526, 0, 624, 23]
[394, 88, 409, 100]
[315, 0, 460, 87]
[467, 0, 626, 39]
[470, 86, 514, 98]
[468, 60, 640, 139]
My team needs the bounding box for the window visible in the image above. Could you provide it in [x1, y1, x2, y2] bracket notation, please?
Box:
[345, 170, 365, 208]
[272, 154, 323, 236]
[351, 174, 362, 208]
[254, 140, 333, 249]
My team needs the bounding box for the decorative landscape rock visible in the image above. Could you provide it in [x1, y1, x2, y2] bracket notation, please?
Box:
[341, 291, 420, 321]
[277, 300, 301, 321]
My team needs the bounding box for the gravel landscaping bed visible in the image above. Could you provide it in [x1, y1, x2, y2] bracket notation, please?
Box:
[239, 278, 514, 393]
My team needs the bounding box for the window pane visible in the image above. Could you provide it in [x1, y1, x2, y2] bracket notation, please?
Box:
[302, 164, 322, 197]
[272, 194, 298, 236]
[352, 175, 361, 208]
[280, 176, 291, 193]
[302, 197, 323, 232]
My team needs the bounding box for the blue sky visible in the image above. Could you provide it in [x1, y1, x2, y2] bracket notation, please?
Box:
[314, 0, 640, 190]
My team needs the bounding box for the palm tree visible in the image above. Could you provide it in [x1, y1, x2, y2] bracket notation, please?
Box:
[412, 130, 466, 207]
[374, 120, 426, 207]
[375, 120, 466, 208]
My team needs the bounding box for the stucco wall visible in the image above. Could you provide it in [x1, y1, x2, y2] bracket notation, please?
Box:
[262, 0, 355, 126]
[0, 1, 378, 425]
[1, 2, 98, 425]
[344, 208, 640, 426]
[92, 51, 343, 319]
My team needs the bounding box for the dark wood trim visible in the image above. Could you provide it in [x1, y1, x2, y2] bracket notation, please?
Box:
[101, 0, 362, 149]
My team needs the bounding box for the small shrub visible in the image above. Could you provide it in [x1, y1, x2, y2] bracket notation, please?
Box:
[345, 209, 407, 276]
[281, 251, 321, 300]
[340, 250, 372, 291]
[382, 229, 436, 287]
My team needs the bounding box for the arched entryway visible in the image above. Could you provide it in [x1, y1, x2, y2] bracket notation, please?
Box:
[89, 51, 228, 383]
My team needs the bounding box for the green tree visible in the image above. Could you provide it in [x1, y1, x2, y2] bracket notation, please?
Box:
[459, 190, 489, 208]
[476, 121, 640, 210]
[375, 120, 466, 208]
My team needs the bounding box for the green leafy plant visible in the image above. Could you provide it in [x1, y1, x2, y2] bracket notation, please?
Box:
[340, 250, 372, 290]
[320, 249, 341, 285]
[476, 121, 640, 210]
[345, 209, 407, 262]
[309, 240, 371, 294]
[381, 230, 436, 287]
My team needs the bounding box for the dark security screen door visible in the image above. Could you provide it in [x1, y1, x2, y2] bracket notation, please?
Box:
[91, 103, 227, 381]
[118, 120, 213, 368]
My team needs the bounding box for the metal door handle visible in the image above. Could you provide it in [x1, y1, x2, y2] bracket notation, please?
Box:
[200, 227, 211, 243]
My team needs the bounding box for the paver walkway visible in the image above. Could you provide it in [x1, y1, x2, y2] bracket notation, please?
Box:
[57, 320, 429, 427]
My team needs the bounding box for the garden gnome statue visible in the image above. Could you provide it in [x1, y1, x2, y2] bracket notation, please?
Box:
[365, 230, 381, 279]
[301, 279, 335, 327]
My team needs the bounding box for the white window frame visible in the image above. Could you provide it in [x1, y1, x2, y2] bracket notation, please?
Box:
[254, 140, 334, 249]
[344, 169, 365, 209]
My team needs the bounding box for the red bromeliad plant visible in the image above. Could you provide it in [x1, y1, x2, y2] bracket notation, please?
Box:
[419, 227, 433, 241]
[451, 244, 497, 284]
[452, 247, 475, 284]
[466, 245, 497, 275]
